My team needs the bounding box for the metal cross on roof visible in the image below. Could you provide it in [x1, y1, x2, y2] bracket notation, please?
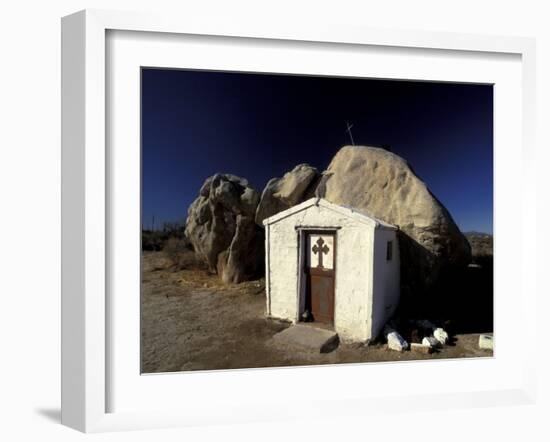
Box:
[345, 121, 355, 146]
[312, 237, 330, 268]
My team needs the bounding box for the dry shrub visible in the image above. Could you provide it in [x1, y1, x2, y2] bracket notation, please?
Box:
[163, 237, 205, 270]
[142, 222, 187, 251]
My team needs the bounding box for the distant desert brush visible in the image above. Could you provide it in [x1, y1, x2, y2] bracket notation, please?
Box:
[163, 237, 205, 270]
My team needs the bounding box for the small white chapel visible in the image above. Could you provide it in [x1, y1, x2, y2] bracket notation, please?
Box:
[263, 198, 400, 342]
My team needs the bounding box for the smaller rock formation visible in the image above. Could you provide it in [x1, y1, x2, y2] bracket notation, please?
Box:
[255, 164, 319, 226]
[185, 173, 264, 283]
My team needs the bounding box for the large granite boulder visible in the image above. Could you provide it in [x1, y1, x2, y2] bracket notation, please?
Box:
[316, 145, 471, 295]
[255, 164, 319, 226]
[185, 174, 264, 283]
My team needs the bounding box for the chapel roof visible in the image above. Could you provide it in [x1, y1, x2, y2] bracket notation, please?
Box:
[262, 198, 398, 230]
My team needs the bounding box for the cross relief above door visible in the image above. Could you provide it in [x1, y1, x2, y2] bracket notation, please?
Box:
[308, 234, 334, 270]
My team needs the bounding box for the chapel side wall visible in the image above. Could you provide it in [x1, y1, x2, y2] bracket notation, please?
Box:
[371, 229, 401, 339]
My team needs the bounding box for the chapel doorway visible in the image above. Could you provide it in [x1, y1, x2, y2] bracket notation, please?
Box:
[304, 232, 336, 326]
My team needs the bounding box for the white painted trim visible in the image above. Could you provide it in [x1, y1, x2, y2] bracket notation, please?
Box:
[262, 198, 321, 225]
[366, 223, 376, 342]
[265, 224, 271, 317]
[296, 229, 305, 322]
[263, 198, 397, 229]
[61, 8, 537, 432]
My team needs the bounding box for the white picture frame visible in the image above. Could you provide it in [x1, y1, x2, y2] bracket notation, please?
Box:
[61, 9, 537, 433]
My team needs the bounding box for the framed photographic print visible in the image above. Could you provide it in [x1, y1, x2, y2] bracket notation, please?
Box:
[61, 9, 537, 433]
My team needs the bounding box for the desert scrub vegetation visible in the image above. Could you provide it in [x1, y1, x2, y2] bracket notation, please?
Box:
[142, 222, 186, 251]
[464, 231, 493, 268]
[162, 237, 206, 271]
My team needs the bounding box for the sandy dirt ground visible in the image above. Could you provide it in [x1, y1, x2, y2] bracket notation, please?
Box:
[141, 251, 493, 373]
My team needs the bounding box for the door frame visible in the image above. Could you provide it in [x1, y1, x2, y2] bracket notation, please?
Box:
[296, 227, 338, 326]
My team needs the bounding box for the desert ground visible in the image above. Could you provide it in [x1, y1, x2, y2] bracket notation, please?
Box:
[141, 251, 493, 373]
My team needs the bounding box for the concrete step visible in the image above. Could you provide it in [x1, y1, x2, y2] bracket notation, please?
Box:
[271, 323, 339, 353]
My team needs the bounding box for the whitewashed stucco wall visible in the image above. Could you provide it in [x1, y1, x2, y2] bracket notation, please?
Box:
[371, 228, 401, 338]
[266, 203, 377, 342]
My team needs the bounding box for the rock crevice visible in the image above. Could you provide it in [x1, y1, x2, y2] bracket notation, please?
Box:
[255, 164, 319, 226]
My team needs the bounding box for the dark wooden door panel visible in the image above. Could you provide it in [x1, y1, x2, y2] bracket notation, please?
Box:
[305, 233, 336, 326]
[310, 273, 334, 324]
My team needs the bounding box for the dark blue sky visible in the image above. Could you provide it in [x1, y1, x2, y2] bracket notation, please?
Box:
[142, 68, 493, 234]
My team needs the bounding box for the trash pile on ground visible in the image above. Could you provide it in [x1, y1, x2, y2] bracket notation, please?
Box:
[383, 319, 493, 355]
[383, 319, 449, 354]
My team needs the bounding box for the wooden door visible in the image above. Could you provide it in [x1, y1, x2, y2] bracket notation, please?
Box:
[305, 232, 336, 325]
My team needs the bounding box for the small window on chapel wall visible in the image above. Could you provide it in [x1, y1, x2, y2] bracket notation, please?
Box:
[386, 241, 393, 261]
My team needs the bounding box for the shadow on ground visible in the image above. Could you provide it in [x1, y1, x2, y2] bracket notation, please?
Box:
[399, 256, 493, 335]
